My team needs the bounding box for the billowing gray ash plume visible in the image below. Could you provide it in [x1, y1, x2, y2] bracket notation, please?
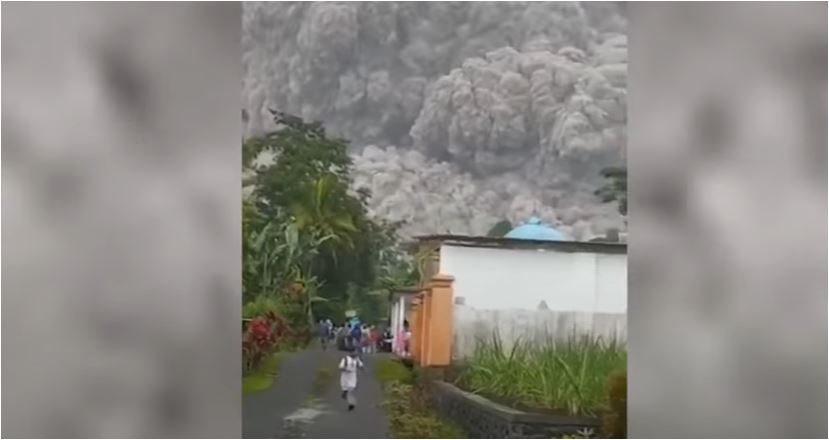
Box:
[243, 2, 627, 240]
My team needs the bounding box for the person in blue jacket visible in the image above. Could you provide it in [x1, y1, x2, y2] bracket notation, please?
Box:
[349, 318, 362, 351]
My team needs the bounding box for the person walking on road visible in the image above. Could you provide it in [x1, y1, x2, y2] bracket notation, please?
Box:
[317, 319, 331, 350]
[325, 319, 334, 344]
[339, 348, 364, 411]
[361, 325, 371, 354]
[349, 322, 362, 352]
[372, 325, 382, 354]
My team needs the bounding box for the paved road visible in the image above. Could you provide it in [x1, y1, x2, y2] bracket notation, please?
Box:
[243, 348, 390, 439]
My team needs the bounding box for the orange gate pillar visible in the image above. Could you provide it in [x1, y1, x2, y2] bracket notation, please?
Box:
[424, 274, 455, 367]
[421, 288, 433, 366]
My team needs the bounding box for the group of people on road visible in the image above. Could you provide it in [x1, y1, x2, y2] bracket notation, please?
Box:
[317, 318, 391, 354]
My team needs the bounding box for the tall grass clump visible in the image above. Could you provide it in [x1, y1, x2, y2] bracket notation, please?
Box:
[601, 369, 627, 438]
[456, 332, 626, 416]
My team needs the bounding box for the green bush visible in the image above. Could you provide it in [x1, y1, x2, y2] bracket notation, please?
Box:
[456, 333, 626, 416]
[243, 296, 281, 319]
[275, 299, 309, 332]
[243, 296, 310, 349]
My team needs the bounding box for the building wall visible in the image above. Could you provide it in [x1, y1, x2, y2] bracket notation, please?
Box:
[438, 244, 626, 359]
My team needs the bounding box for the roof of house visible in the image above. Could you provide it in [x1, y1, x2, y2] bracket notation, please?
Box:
[414, 234, 626, 254]
[504, 216, 566, 241]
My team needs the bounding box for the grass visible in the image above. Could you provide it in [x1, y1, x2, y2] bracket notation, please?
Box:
[243, 352, 282, 396]
[455, 333, 626, 416]
[375, 357, 414, 384]
[377, 358, 466, 439]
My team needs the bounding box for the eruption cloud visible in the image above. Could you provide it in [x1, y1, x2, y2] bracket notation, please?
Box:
[243, 2, 627, 240]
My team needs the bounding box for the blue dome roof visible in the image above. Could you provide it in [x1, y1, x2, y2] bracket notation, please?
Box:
[505, 216, 566, 241]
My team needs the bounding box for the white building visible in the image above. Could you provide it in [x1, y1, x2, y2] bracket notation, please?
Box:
[415, 217, 627, 360]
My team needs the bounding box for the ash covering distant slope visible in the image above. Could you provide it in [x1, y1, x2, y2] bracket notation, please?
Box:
[243, 2, 627, 240]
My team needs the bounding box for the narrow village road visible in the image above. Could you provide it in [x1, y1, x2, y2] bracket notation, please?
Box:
[243, 347, 390, 439]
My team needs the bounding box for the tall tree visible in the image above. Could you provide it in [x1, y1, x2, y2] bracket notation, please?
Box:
[290, 174, 358, 253]
[246, 109, 353, 219]
[244, 110, 402, 323]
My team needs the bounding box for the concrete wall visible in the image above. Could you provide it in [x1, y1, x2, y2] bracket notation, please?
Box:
[438, 244, 627, 359]
[453, 306, 626, 359]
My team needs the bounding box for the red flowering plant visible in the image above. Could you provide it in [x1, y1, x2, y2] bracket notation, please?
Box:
[243, 317, 274, 373]
[242, 310, 295, 373]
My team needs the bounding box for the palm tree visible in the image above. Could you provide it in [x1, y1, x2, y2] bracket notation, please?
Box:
[290, 174, 359, 259]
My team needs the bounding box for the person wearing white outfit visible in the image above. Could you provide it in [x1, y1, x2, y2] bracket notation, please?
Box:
[339, 349, 364, 411]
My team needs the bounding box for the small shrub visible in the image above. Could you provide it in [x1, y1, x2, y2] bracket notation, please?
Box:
[242, 296, 312, 372]
[242, 310, 295, 373]
[243, 296, 281, 319]
[243, 317, 276, 373]
[274, 297, 308, 331]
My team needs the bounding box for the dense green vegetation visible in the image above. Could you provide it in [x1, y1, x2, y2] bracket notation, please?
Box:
[455, 334, 626, 417]
[242, 111, 416, 373]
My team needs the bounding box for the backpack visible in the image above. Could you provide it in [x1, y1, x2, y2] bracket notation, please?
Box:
[341, 355, 360, 372]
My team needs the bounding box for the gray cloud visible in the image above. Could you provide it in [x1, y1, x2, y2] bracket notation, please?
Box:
[243, 2, 627, 239]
